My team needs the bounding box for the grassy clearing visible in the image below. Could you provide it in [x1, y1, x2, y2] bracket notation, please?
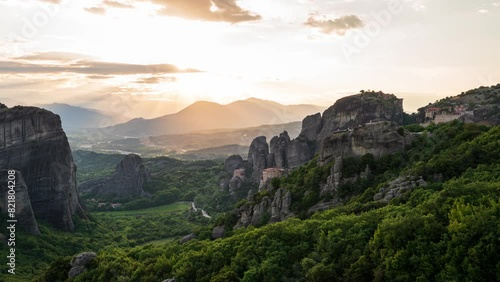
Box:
[142, 236, 178, 246]
[95, 201, 191, 216]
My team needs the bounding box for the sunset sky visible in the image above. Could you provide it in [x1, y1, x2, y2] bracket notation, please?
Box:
[1, 0, 499, 119]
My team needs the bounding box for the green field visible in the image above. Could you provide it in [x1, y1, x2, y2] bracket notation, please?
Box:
[96, 201, 192, 215]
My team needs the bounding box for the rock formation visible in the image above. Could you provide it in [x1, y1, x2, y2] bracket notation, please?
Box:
[320, 156, 343, 197]
[180, 233, 197, 244]
[318, 121, 413, 164]
[212, 226, 225, 239]
[234, 188, 292, 228]
[224, 155, 243, 175]
[300, 113, 322, 141]
[68, 252, 97, 278]
[0, 170, 40, 235]
[79, 154, 151, 199]
[0, 106, 86, 232]
[247, 136, 269, 182]
[246, 92, 405, 181]
[312, 92, 404, 141]
[229, 92, 408, 228]
[373, 176, 427, 203]
[269, 188, 292, 223]
[269, 132, 290, 168]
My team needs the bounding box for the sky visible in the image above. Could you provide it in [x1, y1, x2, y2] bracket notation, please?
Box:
[1, 0, 499, 119]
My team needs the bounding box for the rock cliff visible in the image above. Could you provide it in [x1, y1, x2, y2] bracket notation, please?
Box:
[312, 92, 404, 142]
[0, 106, 86, 232]
[247, 136, 270, 182]
[79, 154, 151, 199]
[250, 92, 405, 176]
[318, 121, 413, 164]
[234, 188, 292, 228]
[0, 170, 40, 235]
[228, 92, 408, 228]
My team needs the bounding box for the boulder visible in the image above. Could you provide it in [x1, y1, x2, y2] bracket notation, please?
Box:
[180, 233, 197, 244]
[68, 252, 97, 278]
[212, 226, 225, 239]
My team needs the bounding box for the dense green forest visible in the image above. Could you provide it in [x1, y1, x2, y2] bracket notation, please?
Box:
[3, 121, 500, 281]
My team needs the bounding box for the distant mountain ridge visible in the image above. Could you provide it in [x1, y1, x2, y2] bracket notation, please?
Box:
[104, 98, 326, 137]
[39, 103, 115, 130]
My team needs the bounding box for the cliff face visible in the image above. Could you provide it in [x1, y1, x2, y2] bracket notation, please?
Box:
[245, 92, 405, 180]
[0, 170, 40, 235]
[247, 136, 270, 183]
[305, 92, 404, 142]
[79, 154, 151, 199]
[0, 106, 85, 232]
[234, 188, 292, 229]
[318, 121, 413, 164]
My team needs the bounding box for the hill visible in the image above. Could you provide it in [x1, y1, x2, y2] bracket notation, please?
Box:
[39, 103, 115, 130]
[418, 84, 500, 125]
[149, 121, 302, 151]
[35, 121, 500, 282]
[103, 98, 325, 137]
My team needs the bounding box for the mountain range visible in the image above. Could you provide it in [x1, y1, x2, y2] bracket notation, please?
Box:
[38, 103, 115, 130]
[102, 98, 325, 137]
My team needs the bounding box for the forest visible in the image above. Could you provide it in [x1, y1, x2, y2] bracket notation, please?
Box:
[2, 121, 499, 282]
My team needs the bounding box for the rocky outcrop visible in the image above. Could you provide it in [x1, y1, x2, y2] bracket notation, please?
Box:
[287, 137, 315, 168]
[374, 176, 427, 203]
[269, 132, 290, 169]
[212, 226, 225, 239]
[314, 92, 404, 141]
[270, 188, 292, 223]
[180, 233, 197, 244]
[79, 154, 151, 199]
[0, 170, 40, 235]
[247, 136, 269, 182]
[248, 92, 403, 172]
[224, 155, 243, 175]
[68, 252, 97, 278]
[0, 106, 86, 232]
[300, 113, 322, 141]
[319, 121, 413, 164]
[320, 156, 343, 197]
[234, 188, 292, 228]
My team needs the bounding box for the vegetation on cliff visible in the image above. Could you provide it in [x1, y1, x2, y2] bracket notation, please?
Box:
[31, 121, 500, 282]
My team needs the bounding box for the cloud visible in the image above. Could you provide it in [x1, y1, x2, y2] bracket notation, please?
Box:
[304, 14, 364, 35]
[148, 0, 261, 23]
[38, 0, 62, 4]
[103, 0, 134, 9]
[87, 75, 114, 80]
[0, 59, 201, 75]
[15, 52, 96, 62]
[135, 76, 177, 84]
[85, 6, 107, 15]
